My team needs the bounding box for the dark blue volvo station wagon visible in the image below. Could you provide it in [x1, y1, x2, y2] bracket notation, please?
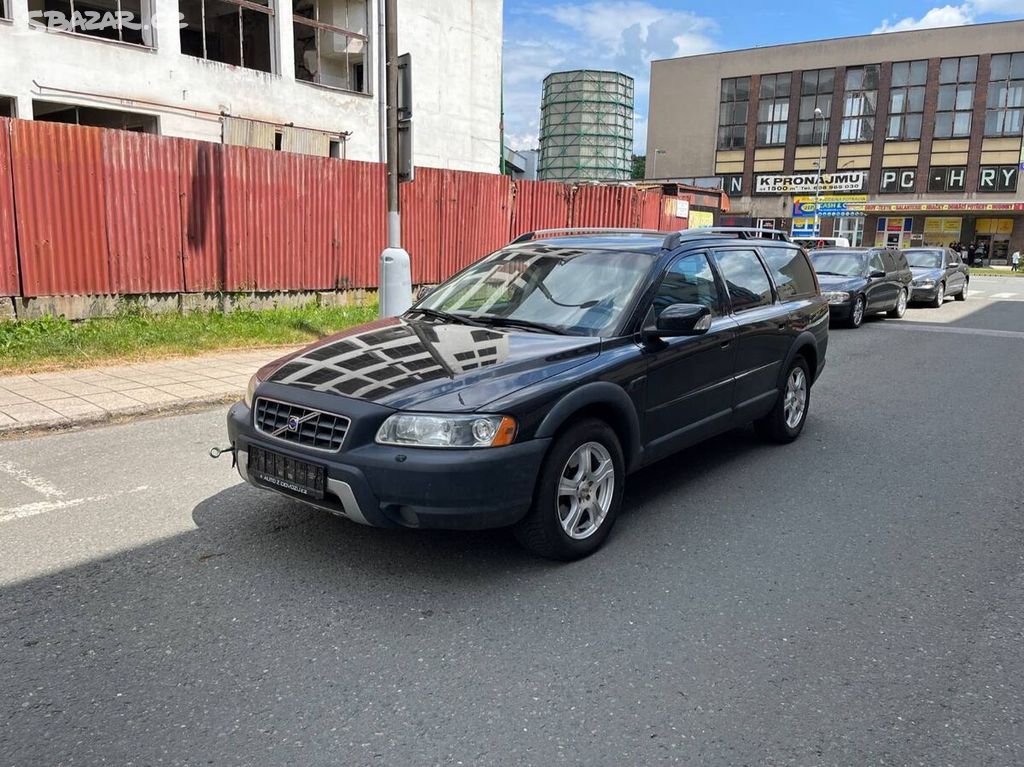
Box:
[222, 228, 829, 560]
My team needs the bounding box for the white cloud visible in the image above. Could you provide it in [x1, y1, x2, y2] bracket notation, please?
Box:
[873, 4, 973, 33]
[873, 0, 1024, 33]
[502, 1, 718, 152]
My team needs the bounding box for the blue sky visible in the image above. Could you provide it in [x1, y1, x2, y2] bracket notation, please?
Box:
[502, 1, 1024, 153]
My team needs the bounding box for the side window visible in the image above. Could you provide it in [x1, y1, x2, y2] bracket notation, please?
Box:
[761, 246, 818, 300]
[946, 250, 958, 266]
[713, 249, 774, 311]
[869, 252, 886, 273]
[896, 251, 910, 270]
[653, 252, 721, 319]
[881, 252, 897, 272]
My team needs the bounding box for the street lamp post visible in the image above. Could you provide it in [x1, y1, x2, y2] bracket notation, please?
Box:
[813, 107, 825, 238]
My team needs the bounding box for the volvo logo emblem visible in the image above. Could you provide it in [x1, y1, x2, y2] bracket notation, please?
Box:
[287, 416, 300, 432]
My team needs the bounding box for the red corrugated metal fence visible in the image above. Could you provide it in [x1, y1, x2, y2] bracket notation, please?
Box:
[0, 119, 18, 297]
[0, 118, 714, 301]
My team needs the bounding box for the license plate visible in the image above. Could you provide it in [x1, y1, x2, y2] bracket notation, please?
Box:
[248, 446, 326, 500]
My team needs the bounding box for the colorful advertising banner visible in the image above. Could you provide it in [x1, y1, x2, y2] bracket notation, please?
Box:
[792, 196, 867, 218]
[864, 201, 1024, 213]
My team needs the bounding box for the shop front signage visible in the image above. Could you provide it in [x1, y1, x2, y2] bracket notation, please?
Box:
[879, 168, 916, 194]
[689, 210, 715, 228]
[978, 166, 1018, 193]
[792, 195, 867, 218]
[864, 201, 1024, 213]
[754, 172, 866, 194]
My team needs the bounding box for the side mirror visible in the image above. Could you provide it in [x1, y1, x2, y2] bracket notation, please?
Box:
[415, 284, 438, 301]
[869, 270, 886, 278]
[645, 303, 712, 340]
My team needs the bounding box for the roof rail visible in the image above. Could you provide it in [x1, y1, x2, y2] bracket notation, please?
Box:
[662, 227, 792, 250]
[511, 228, 667, 245]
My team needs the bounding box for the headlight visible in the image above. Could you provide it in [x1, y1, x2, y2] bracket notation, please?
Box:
[822, 291, 850, 305]
[376, 413, 517, 448]
[912, 278, 935, 287]
[244, 373, 260, 408]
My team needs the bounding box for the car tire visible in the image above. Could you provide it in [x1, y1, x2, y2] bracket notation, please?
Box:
[930, 282, 945, 308]
[845, 295, 865, 328]
[955, 280, 969, 301]
[514, 418, 625, 561]
[887, 288, 908, 318]
[754, 356, 811, 444]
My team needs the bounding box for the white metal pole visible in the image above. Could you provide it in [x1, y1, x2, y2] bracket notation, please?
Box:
[378, 0, 411, 318]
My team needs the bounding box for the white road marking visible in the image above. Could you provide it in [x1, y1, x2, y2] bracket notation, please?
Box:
[889, 323, 1024, 340]
[0, 460, 66, 498]
[990, 292, 1018, 299]
[0, 485, 150, 525]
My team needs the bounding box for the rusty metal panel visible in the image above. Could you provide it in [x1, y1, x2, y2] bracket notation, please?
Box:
[336, 158, 387, 289]
[636, 189, 664, 230]
[222, 117, 276, 150]
[103, 131, 185, 294]
[11, 120, 111, 296]
[510, 179, 572, 239]
[0, 119, 18, 297]
[179, 140, 226, 292]
[439, 170, 512, 280]
[570, 185, 636, 229]
[400, 166, 444, 284]
[281, 127, 330, 157]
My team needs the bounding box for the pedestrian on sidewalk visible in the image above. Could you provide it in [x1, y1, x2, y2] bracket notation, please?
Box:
[1012, 249, 1021, 272]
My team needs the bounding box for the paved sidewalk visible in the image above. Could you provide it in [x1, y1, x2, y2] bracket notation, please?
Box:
[0, 348, 298, 435]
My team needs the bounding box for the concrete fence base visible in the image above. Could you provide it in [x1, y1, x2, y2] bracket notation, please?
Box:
[1, 288, 380, 322]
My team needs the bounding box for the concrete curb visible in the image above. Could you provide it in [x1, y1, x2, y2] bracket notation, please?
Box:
[0, 392, 240, 439]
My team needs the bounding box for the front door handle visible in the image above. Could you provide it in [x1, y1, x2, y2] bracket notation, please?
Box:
[720, 339, 732, 349]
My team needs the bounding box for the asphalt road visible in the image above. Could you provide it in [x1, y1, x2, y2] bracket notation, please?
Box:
[2, 277, 1023, 766]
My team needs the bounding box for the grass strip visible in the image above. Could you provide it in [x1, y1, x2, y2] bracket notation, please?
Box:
[0, 302, 378, 375]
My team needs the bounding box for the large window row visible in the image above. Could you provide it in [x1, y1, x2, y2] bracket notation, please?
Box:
[721, 52, 1024, 149]
[21, 0, 371, 95]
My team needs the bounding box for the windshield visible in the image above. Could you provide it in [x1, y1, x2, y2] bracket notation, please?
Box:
[810, 250, 867, 277]
[905, 249, 943, 269]
[414, 247, 652, 336]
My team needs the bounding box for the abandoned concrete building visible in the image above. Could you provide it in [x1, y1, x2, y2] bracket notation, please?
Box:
[0, 0, 502, 171]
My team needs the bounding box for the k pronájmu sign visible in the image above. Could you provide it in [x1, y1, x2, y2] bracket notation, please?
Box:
[755, 172, 867, 194]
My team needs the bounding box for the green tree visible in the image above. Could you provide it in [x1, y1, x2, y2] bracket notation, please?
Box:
[631, 154, 646, 180]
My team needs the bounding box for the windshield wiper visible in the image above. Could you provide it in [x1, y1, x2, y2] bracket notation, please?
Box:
[815, 270, 849, 276]
[470, 316, 571, 335]
[407, 307, 489, 328]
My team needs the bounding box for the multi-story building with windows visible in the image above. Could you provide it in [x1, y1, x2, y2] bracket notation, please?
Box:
[647, 21, 1024, 261]
[0, 0, 502, 171]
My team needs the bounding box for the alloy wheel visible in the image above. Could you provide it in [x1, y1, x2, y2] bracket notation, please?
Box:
[895, 290, 907, 317]
[852, 297, 864, 326]
[556, 441, 615, 540]
[784, 367, 808, 430]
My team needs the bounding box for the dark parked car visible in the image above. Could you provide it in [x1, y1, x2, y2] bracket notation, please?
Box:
[222, 228, 829, 560]
[809, 247, 913, 328]
[904, 247, 970, 307]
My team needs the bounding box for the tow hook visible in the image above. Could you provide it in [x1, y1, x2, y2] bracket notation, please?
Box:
[209, 446, 234, 459]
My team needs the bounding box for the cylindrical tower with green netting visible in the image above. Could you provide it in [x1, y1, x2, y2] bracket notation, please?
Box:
[538, 70, 634, 182]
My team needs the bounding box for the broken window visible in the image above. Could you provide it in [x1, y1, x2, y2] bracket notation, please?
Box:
[179, 0, 274, 73]
[32, 100, 159, 133]
[293, 0, 369, 93]
[0, 97, 14, 118]
[26, 0, 152, 45]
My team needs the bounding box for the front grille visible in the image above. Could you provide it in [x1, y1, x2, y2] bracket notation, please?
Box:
[254, 398, 351, 452]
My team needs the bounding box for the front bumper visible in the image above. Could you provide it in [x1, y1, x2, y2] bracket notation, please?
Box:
[910, 284, 939, 301]
[826, 302, 853, 320]
[227, 401, 549, 530]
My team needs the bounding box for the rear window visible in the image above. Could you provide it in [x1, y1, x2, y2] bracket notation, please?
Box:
[761, 246, 818, 300]
[713, 249, 774, 311]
